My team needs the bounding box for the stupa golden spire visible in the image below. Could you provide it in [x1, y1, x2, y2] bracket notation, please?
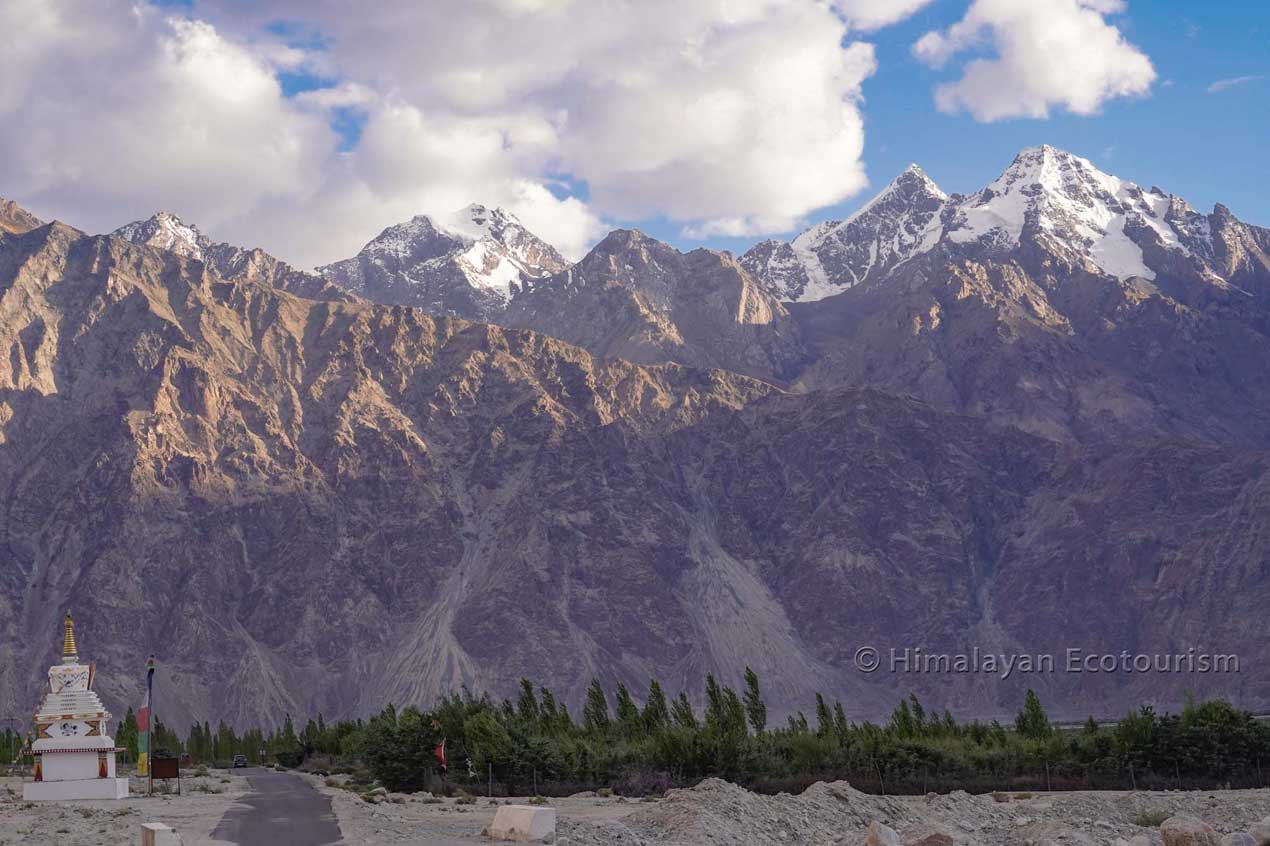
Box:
[62, 612, 77, 659]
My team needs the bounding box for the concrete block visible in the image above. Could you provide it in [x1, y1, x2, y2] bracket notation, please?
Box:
[488, 805, 557, 841]
[140, 822, 182, 846]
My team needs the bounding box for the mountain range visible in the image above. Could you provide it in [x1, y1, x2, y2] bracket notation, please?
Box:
[2, 145, 1268, 730]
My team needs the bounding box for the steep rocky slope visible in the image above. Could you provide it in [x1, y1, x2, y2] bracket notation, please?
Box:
[742, 164, 947, 301]
[504, 229, 804, 381]
[747, 146, 1270, 300]
[765, 148, 1270, 447]
[113, 211, 354, 303]
[1, 220, 1267, 732]
[1, 198, 42, 235]
[317, 204, 567, 321]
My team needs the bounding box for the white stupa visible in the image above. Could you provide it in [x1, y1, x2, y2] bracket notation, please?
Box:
[24, 613, 129, 800]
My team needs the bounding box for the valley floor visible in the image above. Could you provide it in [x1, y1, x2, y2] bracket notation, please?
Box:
[316, 776, 1270, 845]
[4, 769, 1269, 845]
[0, 770, 250, 845]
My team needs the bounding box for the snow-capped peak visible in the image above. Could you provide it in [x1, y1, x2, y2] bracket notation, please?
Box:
[745, 163, 950, 301]
[742, 145, 1231, 302]
[318, 204, 568, 314]
[947, 144, 1189, 280]
[112, 211, 209, 261]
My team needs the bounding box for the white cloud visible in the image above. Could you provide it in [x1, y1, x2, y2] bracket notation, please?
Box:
[203, 0, 881, 247]
[0, 1, 890, 266]
[913, 0, 1156, 122]
[831, 0, 936, 31]
[0, 1, 334, 246]
[0, 0, 912, 265]
[1206, 75, 1263, 94]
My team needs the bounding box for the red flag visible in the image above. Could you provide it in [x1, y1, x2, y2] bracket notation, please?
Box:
[434, 738, 447, 772]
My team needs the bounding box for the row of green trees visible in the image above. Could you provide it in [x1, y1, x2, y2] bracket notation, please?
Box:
[328, 674, 1270, 795]
[92, 672, 1270, 795]
[109, 708, 315, 768]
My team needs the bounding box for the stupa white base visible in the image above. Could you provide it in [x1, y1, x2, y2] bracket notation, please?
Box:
[23, 777, 129, 801]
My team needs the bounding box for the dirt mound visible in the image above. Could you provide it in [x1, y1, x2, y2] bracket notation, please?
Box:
[558, 780, 1270, 845]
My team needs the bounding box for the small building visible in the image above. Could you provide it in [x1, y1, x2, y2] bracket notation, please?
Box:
[23, 613, 129, 800]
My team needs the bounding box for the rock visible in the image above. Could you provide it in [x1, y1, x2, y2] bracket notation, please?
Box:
[867, 821, 902, 846]
[1129, 833, 1165, 846]
[1250, 820, 1270, 846]
[1161, 817, 1220, 846]
[1220, 834, 1256, 846]
[488, 805, 557, 842]
[907, 836, 954, 846]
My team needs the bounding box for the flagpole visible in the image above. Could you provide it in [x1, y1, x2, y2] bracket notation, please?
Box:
[146, 656, 156, 797]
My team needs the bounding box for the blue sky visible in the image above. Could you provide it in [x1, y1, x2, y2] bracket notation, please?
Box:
[691, 0, 1270, 253]
[1, 1, 1265, 268]
[259, 0, 1267, 254]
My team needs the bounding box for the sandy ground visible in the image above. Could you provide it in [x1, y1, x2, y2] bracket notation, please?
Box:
[0, 770, 250, 846]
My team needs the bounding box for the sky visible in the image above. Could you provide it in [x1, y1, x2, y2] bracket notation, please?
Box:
[0, 0, 1265, 269]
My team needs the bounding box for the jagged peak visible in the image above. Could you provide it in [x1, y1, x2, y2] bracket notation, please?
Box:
[793, 163, 946, 252]
[586, 228, 680, 258]
[1, 197, 44, 235]
[112, 210, 209, 259]
[991, 145, 1120, 195]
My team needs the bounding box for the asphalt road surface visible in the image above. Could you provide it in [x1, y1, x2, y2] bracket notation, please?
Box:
[212, 769, 342, 846]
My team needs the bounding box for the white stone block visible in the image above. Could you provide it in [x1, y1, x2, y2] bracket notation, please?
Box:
[140, 822, 182, 846]
[488, 805, 557, 841]
[23, 777, 129, 801]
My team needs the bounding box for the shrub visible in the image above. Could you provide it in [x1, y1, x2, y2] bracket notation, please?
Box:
[1134, 809, 1169, 827]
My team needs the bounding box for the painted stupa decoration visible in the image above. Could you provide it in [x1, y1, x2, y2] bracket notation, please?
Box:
[23, 613, 129, 800]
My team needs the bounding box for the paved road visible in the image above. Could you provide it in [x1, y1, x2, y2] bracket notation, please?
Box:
[212, 769, 342, 846]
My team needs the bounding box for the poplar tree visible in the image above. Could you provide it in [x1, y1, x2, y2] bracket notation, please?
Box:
[742, 667, 767, 735]
[582, 679, 610, 735]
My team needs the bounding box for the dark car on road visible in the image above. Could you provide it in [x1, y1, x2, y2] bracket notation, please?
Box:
[232, 754, 248, 768]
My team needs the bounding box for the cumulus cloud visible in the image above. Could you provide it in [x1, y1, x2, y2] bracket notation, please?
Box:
[831, 0, 937, 31]
[0, 1, 892, 265]
[0, 0, 905, 265]
[204, 0, 880, 243]
[0, 1, 334, 242]
[912, 0, 1155, 121]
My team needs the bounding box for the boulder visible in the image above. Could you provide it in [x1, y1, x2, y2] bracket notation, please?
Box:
[907, 836, 954, 846]
[1161, 817, 1220, 846]
[488, 805, 557, 842]
[867, 822, 902, 846]
[1220, 835, 1257, 846]
[1250, 820, 1270, 846]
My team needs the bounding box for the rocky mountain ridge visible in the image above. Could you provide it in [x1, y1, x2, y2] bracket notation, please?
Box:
[503, 229, 804, 381]
[317, 204, 567, 321]
[2, 142, 1270, 733]
[741, 164, 948, 301]
[113, 211, 354, 303]
[1, 198, 42, 235]
[745, 146, 1270, 302]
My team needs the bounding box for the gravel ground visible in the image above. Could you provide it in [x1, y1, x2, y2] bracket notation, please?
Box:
[0, 770, 250, 846]
[5, 770, 1269, 845]
[311, 775, 1270, 846]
